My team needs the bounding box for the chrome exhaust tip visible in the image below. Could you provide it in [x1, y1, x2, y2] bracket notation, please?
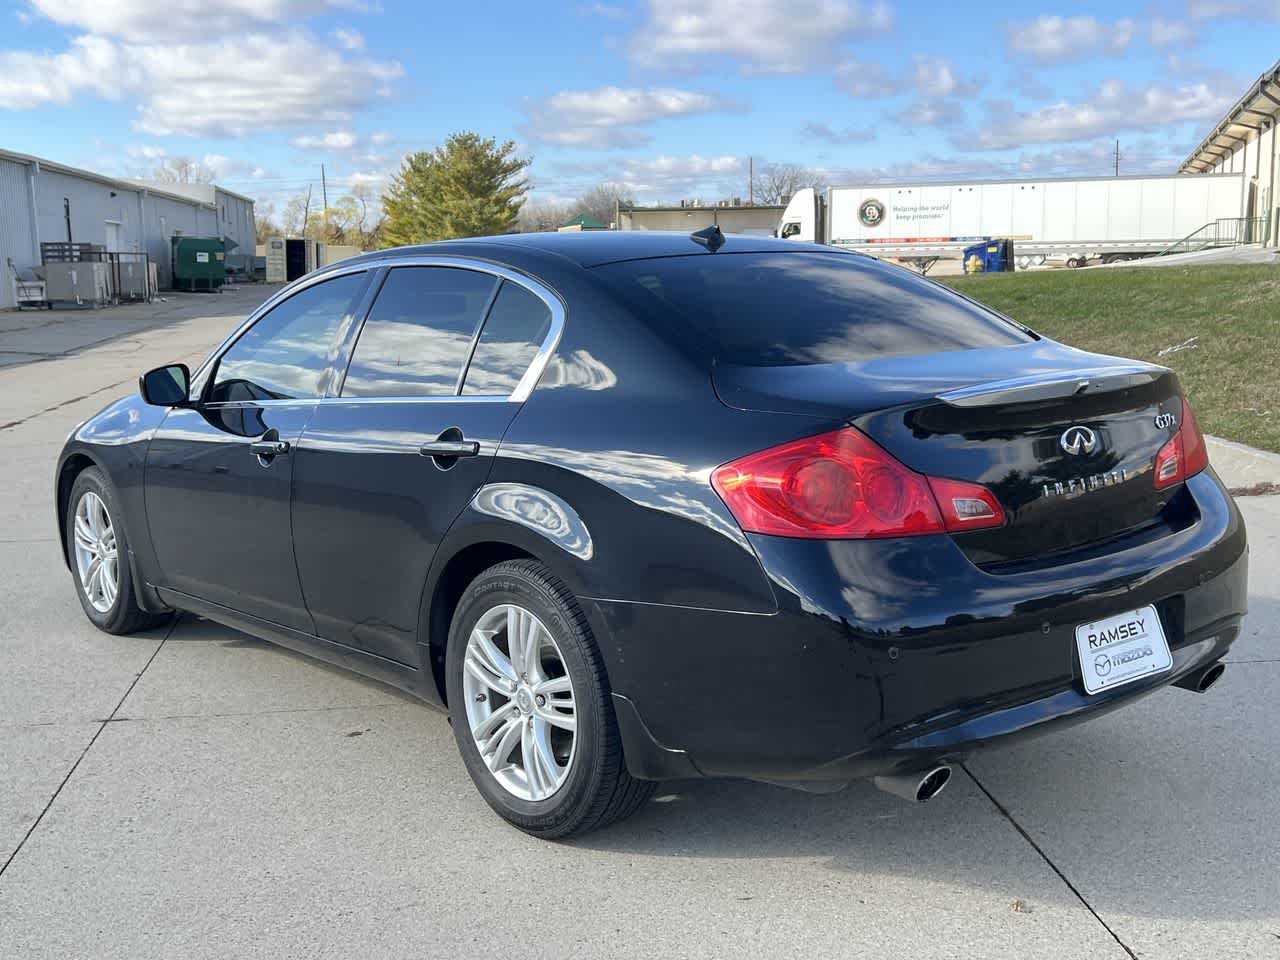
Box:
[1174, 660, 1226, 694]
[873, 764, 953, 803]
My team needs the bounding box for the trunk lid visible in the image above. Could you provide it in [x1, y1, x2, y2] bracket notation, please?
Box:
[714, 342, 1191, 566]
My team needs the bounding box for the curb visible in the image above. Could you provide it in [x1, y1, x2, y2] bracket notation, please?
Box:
[1206, 435, 1280, 495]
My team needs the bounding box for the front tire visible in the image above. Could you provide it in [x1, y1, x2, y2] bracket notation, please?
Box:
[65, 467, 168, 635]
[445, 559, 654, 838]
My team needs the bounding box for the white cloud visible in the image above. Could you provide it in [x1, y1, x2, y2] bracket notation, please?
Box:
[369, 131, 394, 146]
[332, 27, 365, 49]
[547, 154, 747, 202]
[964, 79, 1237, 151]
[1148, 19, 1194, 47]
[1006, 14, 1201, 61]
[198, 153, 259, 179]
[1187, 0, 1280, 20]
[580, 2, 625, 16]
[0, 34, 125, 105]
[292, 130, 361, 150]
[523, 86, 724, 148]
[631, 0, 893, 73]
[0, 32, 402, 138]
[616, 154, 746, 198]
[892, 100, 963, 127]
[801, 121, 876, 144]
[26, 0, 367, 39]
[911, 56, 975, 97]
[834, 58, 899, 98]
[1006, 15, 1135, 64]
[126, 143, 168, 160]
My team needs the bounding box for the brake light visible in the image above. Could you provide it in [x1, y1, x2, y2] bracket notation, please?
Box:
[1153, 397, 1210, 490]
[711, 427, 1005, 539]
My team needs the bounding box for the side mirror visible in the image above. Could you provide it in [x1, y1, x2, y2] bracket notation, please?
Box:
[139, 363, 191, 406]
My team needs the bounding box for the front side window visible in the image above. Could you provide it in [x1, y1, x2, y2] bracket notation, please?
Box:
[208, 271, 368, 403]
[342, 267, 498, 398]
[461, 281, 553, 396]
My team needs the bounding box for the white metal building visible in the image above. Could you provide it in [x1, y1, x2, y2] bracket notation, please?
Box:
[1180, 58, 1280, 246]
[0, 148, 255, 309]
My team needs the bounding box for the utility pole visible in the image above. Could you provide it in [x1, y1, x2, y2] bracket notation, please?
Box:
[1114, 140, 1121, 177]
[320, 164, 329, 237]
[749, 156, 754, 205]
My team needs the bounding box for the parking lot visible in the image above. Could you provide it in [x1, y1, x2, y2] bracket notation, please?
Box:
[0, 286, 1277, 959]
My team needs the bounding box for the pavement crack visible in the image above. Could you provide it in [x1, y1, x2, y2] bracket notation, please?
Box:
[962, 762, 1138, 960]
[0, 614, 176, 881]
[0, 378, 131, 433]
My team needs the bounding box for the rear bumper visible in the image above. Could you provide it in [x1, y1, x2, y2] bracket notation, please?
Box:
[590, 469, 1248, 782]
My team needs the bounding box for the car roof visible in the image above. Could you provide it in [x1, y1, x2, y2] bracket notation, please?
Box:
[344, 231, 834, 270]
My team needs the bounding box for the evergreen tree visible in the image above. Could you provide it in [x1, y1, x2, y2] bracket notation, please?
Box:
[381, 133, 530, 245]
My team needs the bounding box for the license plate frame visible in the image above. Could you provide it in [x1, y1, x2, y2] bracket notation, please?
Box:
[1075, 605, 1172, 695]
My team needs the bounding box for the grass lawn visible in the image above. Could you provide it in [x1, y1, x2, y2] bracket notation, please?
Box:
[942, 264, 1280, 453]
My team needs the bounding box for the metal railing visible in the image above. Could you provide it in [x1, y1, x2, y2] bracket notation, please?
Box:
[1157, 217, 1268, 257]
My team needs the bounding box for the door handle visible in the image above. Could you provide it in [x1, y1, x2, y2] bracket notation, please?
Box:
[419, 439, 480, 458]
[250, 438, 291, 457]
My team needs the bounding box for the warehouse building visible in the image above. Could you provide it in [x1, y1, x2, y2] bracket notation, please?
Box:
[0, 148, 255, 309]
[618, 201, 784, 235]
[1181, 57, 1279, 245]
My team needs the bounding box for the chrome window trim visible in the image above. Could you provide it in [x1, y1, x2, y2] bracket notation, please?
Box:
[193, 255, 565, 406]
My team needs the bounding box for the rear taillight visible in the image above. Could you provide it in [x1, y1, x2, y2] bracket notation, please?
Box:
[711, 427, 1004, 539]
[1153, 397, 1210, 490]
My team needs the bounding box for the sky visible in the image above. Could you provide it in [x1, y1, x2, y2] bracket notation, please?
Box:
[0, 0, 1277, 215]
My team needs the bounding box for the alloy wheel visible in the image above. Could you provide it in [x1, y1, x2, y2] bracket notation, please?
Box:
[462, 603, 577, 802]
[73, 490, 119, 613]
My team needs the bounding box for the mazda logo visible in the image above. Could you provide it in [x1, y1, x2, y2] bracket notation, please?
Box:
[1094, 653, 1112, 677]
[1060, 425, 1098, 456]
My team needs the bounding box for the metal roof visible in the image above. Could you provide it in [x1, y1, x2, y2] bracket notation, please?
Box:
[0, 147, 250, 209]
[1180, 58, 1280, 173]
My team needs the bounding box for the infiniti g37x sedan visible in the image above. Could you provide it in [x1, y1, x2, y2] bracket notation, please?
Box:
[56, 231, 1247, 837]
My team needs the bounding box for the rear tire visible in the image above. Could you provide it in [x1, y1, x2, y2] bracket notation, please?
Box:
[445, 559, 655, 838]
[65, 467, 168, 635]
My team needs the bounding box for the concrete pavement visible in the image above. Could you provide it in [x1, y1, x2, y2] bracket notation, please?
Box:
[0, 288, 1276, 959]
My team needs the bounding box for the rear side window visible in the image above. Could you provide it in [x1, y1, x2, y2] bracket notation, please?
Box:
[461, 281, 553, 396]
[342, 266, 498, 397]
[592, 251, 1031, 365]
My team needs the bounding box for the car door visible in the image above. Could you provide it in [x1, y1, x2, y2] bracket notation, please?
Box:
[144, 269, 373, 632]
[291, 261, 562, 665]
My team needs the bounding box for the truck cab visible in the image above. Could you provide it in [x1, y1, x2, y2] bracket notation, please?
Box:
[776, 188, 821, 242]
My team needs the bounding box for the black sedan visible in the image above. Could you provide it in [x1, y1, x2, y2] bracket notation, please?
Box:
[56, 231, 1248, 837]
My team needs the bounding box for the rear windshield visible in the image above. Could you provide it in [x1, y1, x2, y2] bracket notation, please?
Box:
[592, 251, 1032, 365]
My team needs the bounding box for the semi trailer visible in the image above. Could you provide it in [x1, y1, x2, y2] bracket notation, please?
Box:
[776, 173, 1247, 270]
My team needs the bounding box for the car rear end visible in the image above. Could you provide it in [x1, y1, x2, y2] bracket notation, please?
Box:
[591, 247, 1248, 787]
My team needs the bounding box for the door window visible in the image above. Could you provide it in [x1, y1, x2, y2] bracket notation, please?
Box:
[208, 271, 368, 403]
[461, 281, 553, 396]
[341, 266, 498, 398]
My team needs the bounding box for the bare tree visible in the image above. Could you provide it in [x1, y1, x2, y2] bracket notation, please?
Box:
[254, 201, 281, 243]
[753, 163, 827, 205]
[518, 198, 576, 233]
[151, 156, 216, 184]
[281, 191, 312, 236]
[572, 182, 633, 228]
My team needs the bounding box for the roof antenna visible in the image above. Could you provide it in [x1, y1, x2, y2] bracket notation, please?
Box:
[690, 225, 725, 252]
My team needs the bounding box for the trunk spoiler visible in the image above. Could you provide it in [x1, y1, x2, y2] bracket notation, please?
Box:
[937, 363, 1168, 408]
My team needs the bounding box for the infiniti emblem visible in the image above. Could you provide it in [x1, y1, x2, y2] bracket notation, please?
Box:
[1060, 425, 1098, 456]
